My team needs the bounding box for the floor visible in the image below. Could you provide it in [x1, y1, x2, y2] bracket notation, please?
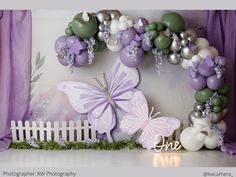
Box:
[0, 149, 235, 167]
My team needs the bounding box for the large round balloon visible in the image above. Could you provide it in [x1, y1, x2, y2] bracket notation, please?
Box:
[207, 74, 224, 90]
[120, 46, 145, 68]
[189, 75, 207, 90]
[121, 28, 137, 46]
[71, 12, 98, 39]
[55, 35, 67, 52]
[160, 12, 185, 33]
[198, 60, 215, 77]
[195, 88, 214, 103]
[134, 17, 149, 34]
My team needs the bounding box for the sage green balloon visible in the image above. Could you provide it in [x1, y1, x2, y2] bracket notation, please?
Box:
[160, 12, 185, 33]
[212, 97, 222, 106]
[65, 26, 74, 36]
[154, 32, 171, 49]
[71, 12, 98, 39]
[157, 23, 165, 31]
[218, 84, 229, 95]
[213, 106, 222, 113]
[221, 95, 229, 108]
[148, 30, 158, 38]
[96, 40, 107, 51]
[195, 88, 214, 103]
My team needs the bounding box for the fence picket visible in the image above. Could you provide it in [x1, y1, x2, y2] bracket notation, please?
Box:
[84, 121, 89, 141]
[18, 121, 24, 141]
[61, 121, 67, 141]
[54, 121, 59, 142]
[69, 121, 74, 142]
[46, 122, 52, 141]
[32, 121, 38, 140]
[25, 121, 31, 141]
[39, 121, 45, 141]
[76, 120, 82, 142]
[91, 127, 97, 140]
[11, 121, 17, 142]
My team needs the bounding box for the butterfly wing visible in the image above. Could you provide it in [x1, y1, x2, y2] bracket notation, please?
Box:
[120, 91, 149, 135]
[57, 81, 107, 114]
[139, 117, 180, 149]
[108, 60, 140, 112]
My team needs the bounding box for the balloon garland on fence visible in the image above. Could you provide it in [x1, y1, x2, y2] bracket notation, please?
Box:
[55, 10, 230, 151]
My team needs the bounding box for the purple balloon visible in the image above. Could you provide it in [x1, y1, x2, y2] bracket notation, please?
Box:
[121, 28, 137, 46]
[189, 75, 207, 90]
[141, 37, 153, 51]
[215, 56, 227, 67]
[55, 35, 67, 52]
[207, 74, 224, 90]
[198, 60, 215, 77]
[58, 56, 69, 66]
[66, 36, 84, 55]
[74, 50, 89, 66]
[120, 46, 145, 68]
[134, 17, 149, 34]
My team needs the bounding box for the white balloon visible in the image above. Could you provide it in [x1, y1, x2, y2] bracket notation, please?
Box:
[106, 35, 123, 52]
[181, 59, 190, 69]
[119, 22, 128, 31]
[216, 120, 227, 134]
[195, 37, 209, 49]
[189, 55, 201, 66]
[127, 19, 134, 27]
[198, 48, 214, 58]
[209, 46, 219, 57]
[204, 132, 218, 149]
[119, 15, 128, 22]
[110, 20, 120, 34]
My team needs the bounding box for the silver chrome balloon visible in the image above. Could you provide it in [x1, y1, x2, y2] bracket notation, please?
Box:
[210, 112, 223, 124]
[221, 108, 229, 118]
[170, 39, 181, 52]
[167, 52, 182, 65]
[109, 10, 121, 20]
[194, 102, 204, 112]
[186, 28, 197, 42]
[180, 39, 188, 47]
[97, 31, 105, 41]
[181, 47, 194, 59]
[180, 32, 188, 39]
[96, 11, 111, 23]
[189, 111, 202, 124]
[102, 20, 111, 26]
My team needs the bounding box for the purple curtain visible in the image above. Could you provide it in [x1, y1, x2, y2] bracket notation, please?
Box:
[206, 10, 236, 155]
[0, 10, 32, 151]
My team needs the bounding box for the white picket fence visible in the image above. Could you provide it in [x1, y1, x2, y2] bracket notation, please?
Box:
[10, 120, 98, 143]
[10, 120, 189, 143]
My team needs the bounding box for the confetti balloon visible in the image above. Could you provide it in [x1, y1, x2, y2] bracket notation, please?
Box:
[189, 75, 207, 90]
[120, 46, 145, 68]
[74, 50, 89, 66]
[134, 17, 149, 34]
[207, 74, 224, 90]
[55, 35, 67, 52]
[121, 28, 137, 46]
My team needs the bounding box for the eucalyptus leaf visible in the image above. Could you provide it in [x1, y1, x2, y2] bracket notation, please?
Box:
[36, 56, 45, 69]
[31, 73, 42, 82]
[35, 52, 41, 67]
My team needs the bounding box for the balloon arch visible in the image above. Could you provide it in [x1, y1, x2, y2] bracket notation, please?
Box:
[54, 10, 229, 151]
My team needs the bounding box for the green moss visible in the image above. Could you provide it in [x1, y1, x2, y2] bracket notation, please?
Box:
[10, 140, 142, 150]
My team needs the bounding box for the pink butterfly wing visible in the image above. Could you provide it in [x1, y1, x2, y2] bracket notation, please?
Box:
[57, 81, 107, 114]
[139, 117, 180, 149]
[120, 91, 149, 135]
[108, 60, 140, 112]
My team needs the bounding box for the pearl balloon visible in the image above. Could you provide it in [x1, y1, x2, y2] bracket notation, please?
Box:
[195, 37, 209, 49]
[189, 55, 201, 66]
[110, 19, 120, 34]
[181, 59, 190, 69]
[216, 120, 227, 134]
[209, 46, 219, 57]
[198, 48, 214, 59]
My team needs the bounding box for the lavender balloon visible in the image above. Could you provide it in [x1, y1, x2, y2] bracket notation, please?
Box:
[198, 60, 215, 77]
[66, 36, 84, 55]
[120, 45, 145, 68]
[141, 34, 153, 51]
[58, 56, 69, 66]
[121, 28, 137, 46]
[55, 35, 67, 52]
[207, 74, 224, 90]
[189, 75, 207, 90]
[74, 50, 89, 66]
[134, 17, 149, 34]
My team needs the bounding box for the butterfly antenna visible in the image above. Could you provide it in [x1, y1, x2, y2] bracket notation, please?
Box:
[103, 72, 108, 90]
[93, 77, 105, 89]
[149, 106, 154, 118]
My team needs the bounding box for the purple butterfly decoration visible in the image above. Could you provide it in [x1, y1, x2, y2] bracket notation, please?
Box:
[57, 61, 140, 142]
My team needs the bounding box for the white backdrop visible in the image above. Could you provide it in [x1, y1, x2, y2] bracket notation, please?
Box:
[31, 10, 206, 122]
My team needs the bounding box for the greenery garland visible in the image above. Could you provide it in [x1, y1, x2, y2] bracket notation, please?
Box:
[10, 140, 142, 150]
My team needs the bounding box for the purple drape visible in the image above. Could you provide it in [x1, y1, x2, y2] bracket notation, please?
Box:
[0, 10, 32, 151]
[206, 10, 236, 155]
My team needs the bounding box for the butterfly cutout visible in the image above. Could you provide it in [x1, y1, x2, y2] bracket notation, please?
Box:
[57, 60, 140, 142]
[120, 91, 180, 149]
